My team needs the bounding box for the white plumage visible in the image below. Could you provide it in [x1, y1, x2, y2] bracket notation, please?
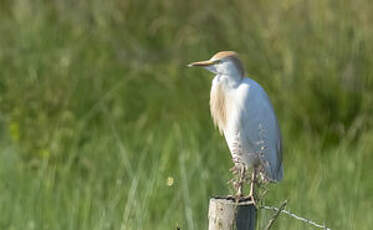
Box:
[217, 76, 283, 182]
[188, 51, 283, 200]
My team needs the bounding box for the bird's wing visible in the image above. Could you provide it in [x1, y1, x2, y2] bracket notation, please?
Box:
[238, 78, 283, 182]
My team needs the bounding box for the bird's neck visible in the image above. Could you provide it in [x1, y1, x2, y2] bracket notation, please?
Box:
[210, 80, 227, 134]
[216, 73, 243, 89]
[209, 74, 242, 134]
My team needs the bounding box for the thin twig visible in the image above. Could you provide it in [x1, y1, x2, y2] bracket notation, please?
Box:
[264, 200, 287, 230]
[261, 205, 332, 230]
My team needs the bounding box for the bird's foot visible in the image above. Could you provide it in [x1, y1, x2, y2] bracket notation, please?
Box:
[225, 192, 256, 205]
[241, 193, 257, 207]
[234, 186, 244, 203]
[228, 163, 250, 203]
[245, 169, 258, 207]
[234, 163, 246, 202]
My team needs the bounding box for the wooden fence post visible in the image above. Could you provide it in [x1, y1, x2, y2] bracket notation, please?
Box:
[208, 197, 256, 230]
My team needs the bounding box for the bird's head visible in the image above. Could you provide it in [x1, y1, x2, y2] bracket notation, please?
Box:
[188, 51, 245, 78]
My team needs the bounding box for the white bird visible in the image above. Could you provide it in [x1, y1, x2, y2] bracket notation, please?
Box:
[188, 51, 283, 203]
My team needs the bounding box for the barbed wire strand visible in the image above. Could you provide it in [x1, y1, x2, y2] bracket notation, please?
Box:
[260, 204, 332, 230]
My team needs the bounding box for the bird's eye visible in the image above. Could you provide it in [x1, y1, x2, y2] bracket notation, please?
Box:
[214, 60, 222, 64]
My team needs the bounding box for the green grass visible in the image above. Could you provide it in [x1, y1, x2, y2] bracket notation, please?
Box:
[0, 0, 373, 229]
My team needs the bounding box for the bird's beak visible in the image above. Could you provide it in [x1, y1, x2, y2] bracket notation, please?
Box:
[187, 60, 215, 67]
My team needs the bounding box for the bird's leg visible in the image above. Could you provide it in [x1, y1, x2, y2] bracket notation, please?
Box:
[246, 168, 257, 206]
[235, 163, 246, 201]
[227, 162, 246, 202]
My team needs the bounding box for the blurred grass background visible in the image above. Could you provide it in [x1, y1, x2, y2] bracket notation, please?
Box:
[0, 0, 372, 229]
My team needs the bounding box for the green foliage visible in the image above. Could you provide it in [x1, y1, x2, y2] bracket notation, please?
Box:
[0, 0, 372, 229]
